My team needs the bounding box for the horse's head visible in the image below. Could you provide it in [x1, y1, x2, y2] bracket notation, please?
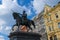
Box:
[13, 12, 20, 19]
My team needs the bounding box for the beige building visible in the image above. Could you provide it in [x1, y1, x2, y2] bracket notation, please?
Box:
[43, 2, 60, 40]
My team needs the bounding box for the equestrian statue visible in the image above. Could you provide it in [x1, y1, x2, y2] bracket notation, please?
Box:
[12, 11, 35, 32]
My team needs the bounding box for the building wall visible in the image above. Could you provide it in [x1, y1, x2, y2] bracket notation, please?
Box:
[43, 3, 60, 40]
[33, 12, 47, 40]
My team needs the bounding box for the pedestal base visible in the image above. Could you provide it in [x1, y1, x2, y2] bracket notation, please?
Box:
[8, 31, 41, 40]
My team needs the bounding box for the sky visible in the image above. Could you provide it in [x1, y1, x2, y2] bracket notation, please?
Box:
[0, 0, 60, 40]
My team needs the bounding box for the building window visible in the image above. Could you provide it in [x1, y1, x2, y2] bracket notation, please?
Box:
[50, 36, 53, 40]
[51, 26, 54, 31]
[47, 17, 51, 22]
[55, 13, 58, 18]
[49, 26, 51, 31]
[47, 13, 51, 22]
[54, 35, 57, 40]
[58, 22, 60, 28]
[47, 18, 50, 22]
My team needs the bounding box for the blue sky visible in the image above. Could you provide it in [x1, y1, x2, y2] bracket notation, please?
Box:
[0, 0, 60, 40]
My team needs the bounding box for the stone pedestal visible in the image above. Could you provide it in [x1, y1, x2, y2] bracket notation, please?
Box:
[8, 31, 41, 40]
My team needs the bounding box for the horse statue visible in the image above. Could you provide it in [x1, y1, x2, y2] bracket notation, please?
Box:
[12, 11, 35, 32]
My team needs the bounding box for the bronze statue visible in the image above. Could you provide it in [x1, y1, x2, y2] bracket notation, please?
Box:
[22, 11, 27, 19]
[12, 11, 35, 31]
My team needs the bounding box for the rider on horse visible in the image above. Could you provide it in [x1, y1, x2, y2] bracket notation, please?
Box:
[22, 11, 28, 25]
[12, 10, 35, 32]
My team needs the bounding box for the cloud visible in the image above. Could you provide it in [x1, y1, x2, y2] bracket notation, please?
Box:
[0, 26, 3, 31]
[0, 19, 6, 25]
[0, 25, 11, 35]
[0, 36, 5, 40]
[0, 0, 13, 15]
[0, 0, 23, 15]
[33, 0, 45, 14]
[32, 0, 60, 14]
[43, 0, 60, 7]
[4, 26, 11, 35]
[0, 0, 32, 16]
[0, 19, 11, 35]
[5, 26, 11, 30]
[0, 0, 32, 36]
[11, 0, 24, 14]
[12, 0, 32, 16]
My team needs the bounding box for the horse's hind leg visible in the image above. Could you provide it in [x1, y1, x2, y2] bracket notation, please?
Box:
[28, 25, 32, 30]
[32, 21, 35, 28]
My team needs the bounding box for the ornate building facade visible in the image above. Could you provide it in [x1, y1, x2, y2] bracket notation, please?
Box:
[43, 3, 60, 40]
[33, 11, 47, 40]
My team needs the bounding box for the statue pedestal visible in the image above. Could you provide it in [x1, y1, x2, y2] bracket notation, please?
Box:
[8, 31, 41, 40]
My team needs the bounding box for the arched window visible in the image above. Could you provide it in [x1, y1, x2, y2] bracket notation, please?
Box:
[58, 22, 60, 28]
[49, 26, 51, 31]
[54, 35, 57, 40]
[55, 13, 58, 18]
[47, 17, 51, 22]
[50, 36, 53, 40]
